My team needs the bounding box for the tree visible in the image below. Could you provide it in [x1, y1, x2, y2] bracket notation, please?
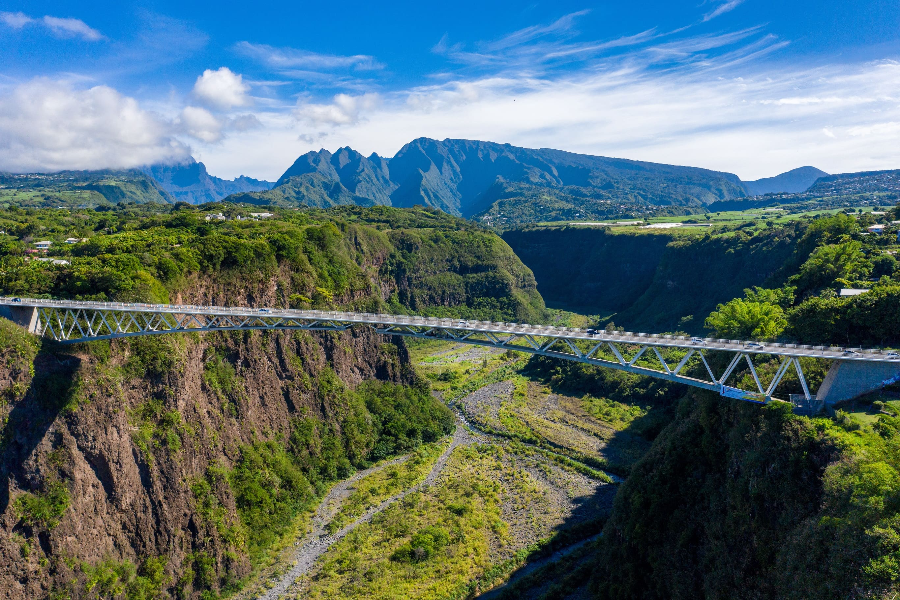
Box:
[705, 298, 787, 340]
[794, 241, 866, 293]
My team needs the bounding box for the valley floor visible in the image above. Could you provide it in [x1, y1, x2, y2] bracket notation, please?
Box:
[234, 340, 654, 600]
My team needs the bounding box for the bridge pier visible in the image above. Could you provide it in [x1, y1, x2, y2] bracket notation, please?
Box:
[0, 305, 40, 334]
[817, 360, 900, 406]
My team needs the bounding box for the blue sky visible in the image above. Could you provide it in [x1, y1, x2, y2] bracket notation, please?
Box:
[1, 1, 899, 180]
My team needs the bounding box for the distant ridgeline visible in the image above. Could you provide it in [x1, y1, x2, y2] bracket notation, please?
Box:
[0, 170, 174, 207]
[0, 160, 274, 208]
[709, 169, 900, 212]
[3, 138, 899, 221]
[140, 160, 273, 205]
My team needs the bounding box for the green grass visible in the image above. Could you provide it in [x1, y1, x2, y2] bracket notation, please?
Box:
[326, 440, 448, 534]
[528, 204, 892, 234]
[305, 445, 509, 599]
[583, 395, 647, 430]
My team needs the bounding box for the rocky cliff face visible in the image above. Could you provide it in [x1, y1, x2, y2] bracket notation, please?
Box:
[0, 319, 410, 599]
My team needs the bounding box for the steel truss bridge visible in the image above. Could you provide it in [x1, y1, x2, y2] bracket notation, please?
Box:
[2, 297, 899, 412]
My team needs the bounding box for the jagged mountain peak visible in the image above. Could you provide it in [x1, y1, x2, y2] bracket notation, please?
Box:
[251, 137, 749, 215]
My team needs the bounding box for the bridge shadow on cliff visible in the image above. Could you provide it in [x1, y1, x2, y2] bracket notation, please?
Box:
[0, 342, 82, 513]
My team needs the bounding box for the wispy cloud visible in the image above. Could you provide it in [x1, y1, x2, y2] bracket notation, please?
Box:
[703, 0, 746, 22]
[236, 41, 383, 72]
[0, 12, 31, 29]
[430, 10, 773, 77]
[0, 12, 104, 41]
[41, 16, 104, 41]
[295, 93, 381, 126]
[109, 12, 208, 71]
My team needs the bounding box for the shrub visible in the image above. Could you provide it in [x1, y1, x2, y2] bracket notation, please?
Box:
[14, 480, 69, 529]
[229, 441, 314, 562]
[390, 526, 451, 563]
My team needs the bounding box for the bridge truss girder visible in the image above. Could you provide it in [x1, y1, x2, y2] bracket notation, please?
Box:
[27, 305, 821, 406]
[375, 324, 813, 404]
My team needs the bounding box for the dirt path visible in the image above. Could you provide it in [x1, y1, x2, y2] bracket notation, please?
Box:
[258, 418, 473, 599]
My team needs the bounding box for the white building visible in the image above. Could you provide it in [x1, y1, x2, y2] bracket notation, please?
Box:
[840, 288, 869, 297]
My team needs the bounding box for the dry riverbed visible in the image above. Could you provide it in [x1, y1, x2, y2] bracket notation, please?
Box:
[237, 339, 652, 599]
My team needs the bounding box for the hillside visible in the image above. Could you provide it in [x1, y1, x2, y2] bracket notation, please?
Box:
[142, 160, 273, 205]
[710, 168, 900, 212]
[807, 168, 900, 197]
[743, 166, 828, 196]
[485, 210, 900, 600]
[226, 138, 748, 216]
[0, 171, 173, 207]
[470, 182, 706, 230]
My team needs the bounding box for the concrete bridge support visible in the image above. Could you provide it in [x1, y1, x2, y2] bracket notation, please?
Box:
[817, 360, 900, 406]
[0, 305, 39, 334]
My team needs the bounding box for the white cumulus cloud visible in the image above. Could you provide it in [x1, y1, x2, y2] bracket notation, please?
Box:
[180, 106, 223, 143]
[0, 79, 190, 172]
[192, 67, 251, 109]
[295, 93, 381, 126]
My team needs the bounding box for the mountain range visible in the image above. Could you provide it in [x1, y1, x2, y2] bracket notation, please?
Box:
[7, 138, 892, 219]
[228, 138, 751, 216]
[141, 159, 273, 205]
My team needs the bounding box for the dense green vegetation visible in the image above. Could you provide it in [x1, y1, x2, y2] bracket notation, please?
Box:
[471, 182, 703, 231]
[705, 210, 900, 346]
[582, 391, 900, 599]
[0, 203, 545, 323]
[0, 171, 173, 208]
[362, 381, 455, 460]
[504, 206, 900, 337]
[13, 480, 70, 529]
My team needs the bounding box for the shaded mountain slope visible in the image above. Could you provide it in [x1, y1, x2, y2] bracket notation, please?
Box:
[142, 160, 272, 205]
[743, 166, 828, 196]
[503, 225, 800, 333]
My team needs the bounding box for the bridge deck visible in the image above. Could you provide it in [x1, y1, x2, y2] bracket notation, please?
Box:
[2, 296, 898, 410]
[2, 296, 895, 362]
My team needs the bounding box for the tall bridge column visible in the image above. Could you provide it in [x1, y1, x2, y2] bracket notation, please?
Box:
[817, 360, 900, 406]
[0, 305, 40, 334]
